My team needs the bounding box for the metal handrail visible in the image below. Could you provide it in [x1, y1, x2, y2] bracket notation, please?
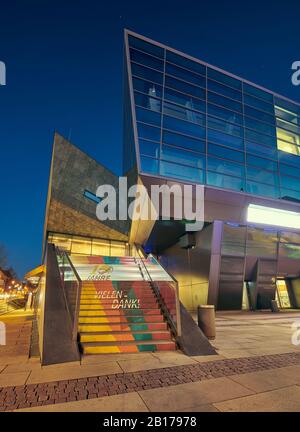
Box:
[135, 245, 181, 337]
[64, 252, 82, 341]
[145, 252, 182, 337]
[56, 247, 82, 341]
[55, 247, 73, 334]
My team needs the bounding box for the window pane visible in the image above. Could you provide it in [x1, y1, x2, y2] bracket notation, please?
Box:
[246, 167, 278, 186]
[208, 116, 243, 137]
[134, 91, 161, 112]
[208, 104, 243, 125]
[245, 117, 276, 136]
[166, 63, 206, 87]
[92, 239, 110, 256]
[208, 143, 244, 163]
[208, 68, 242, 90]
[161, 145, 206, 169]
[280, 175, 300, 191]
[208, 92, 242, 112]
[71, 237, 92, 255]
[163, 130, 205, 152]
[136, 106, 161, 126]
[208, 129, 244, 149]
[128, 35, 164, 58]
[166, 50, 206, 75]
[137, 122, 161, 141]
[208, 157, 245, 177]
[49, 233, 72, 252]
[160, 160, 204, 183]
[110, 241, 126, 257]
[275, 105, 300, 125]
[276, 119, 300, 135]
[277, 127, 300, 145]
[130, 48, 164, 71]
[278, 150, 300, 167]
[165, 76, 204, 98]
[274, 96, 300, 117]
[140, 156, 159, 174]
[208, 79, 242, 101]
[131, 63, 163, 84]
[246, 181, 278, 198]
[84, 190, 101, 204]
[277, 140, 300, 156]
[244, 94, 274, 114]
[244, 105, 275, 124]
[164, 87, 206, 111]
[245, 129, 276, 147]
[163, 115, 206, 138]
[243, 83, 273, 102]
[133, 77, 163, 98]
[164, 101, 205, 125]
[246, 141, 278, 159]
[207, 172, 245, 192]
[279, 163, 300, 178]
[246, 154, 277, 171]
[280, 188, 300, 202]
[139, 139, 160, 158]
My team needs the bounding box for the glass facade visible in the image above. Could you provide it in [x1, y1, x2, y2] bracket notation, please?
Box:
[47, 232, 137, 257]
[221, 222, 300, 260]
[125, 32, 300, 203]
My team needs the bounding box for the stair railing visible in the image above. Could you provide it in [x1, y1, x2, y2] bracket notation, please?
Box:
[135, 245, 182, 338]
[55, 247, 82, 341]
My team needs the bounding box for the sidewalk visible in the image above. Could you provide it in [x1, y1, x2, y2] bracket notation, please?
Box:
[0, 310, 300, 411]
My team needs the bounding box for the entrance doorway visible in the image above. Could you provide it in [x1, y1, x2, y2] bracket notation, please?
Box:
[276, 279, 291, 309]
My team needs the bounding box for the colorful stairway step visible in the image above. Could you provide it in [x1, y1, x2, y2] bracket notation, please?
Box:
[81, 341, 176, 354]
[78, 322, 168, 332]
[78, 315, 165, 324]
[79, 309, 161, 317]
[79, 331, 172, 343]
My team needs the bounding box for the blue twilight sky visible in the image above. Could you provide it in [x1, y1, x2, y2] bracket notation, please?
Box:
[0, 0, 300, 277]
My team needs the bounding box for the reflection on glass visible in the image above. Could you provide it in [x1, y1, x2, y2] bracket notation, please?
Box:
[148, 85, 161, 111]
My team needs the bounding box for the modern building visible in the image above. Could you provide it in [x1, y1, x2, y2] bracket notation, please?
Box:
[31, 30, 300, 364]
[123, 30, 300, 312]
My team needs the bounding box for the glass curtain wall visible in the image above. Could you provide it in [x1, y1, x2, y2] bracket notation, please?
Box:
[48, 233, 130, 257]
[126, 33, 300, 203]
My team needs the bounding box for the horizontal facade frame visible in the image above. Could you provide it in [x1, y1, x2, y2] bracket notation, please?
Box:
[131, 61, 285, 118]
[125, 29, 300, 109]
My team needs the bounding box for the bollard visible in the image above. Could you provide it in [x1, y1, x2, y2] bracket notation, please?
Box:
[197, 305, 216, 339]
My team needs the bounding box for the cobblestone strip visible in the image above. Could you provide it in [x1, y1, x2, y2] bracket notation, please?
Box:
[1, 351, 300, 411]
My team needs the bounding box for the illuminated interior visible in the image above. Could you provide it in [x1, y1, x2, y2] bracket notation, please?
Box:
[247, 204, 300, 229]
[47, 232, 138, 257]
[276, 279, 291, 308]
[276, 127, 300, 155]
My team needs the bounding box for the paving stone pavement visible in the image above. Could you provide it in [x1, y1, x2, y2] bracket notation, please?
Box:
[2, 351, 300, 411]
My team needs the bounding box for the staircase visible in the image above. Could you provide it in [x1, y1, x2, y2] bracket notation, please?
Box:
[78, 280, 176, 354]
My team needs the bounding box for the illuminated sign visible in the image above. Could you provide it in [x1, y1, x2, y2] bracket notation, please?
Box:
[87, 264, 113, 280]
[247, 204, 300, 229]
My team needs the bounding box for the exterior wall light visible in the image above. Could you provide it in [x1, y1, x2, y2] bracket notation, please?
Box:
[247, 204, 300, 229]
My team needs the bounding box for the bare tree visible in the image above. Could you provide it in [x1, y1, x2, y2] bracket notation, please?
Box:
[0, 244, 8, 269]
